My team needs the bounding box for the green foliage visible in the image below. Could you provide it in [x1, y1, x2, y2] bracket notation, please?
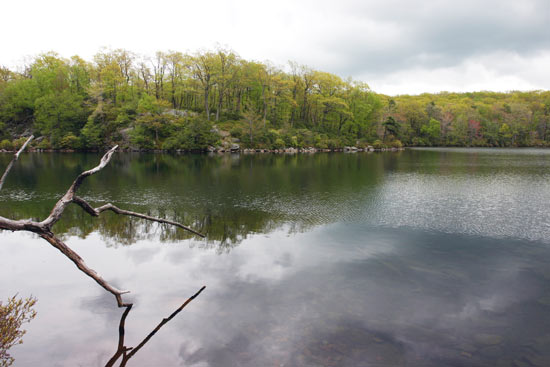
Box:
[389, 139, 403, 148]
[130, 124, 155, 149]
[0, 122, 5, 140]
[498, 123, 513, 146]
[36, 139, 52, 150]
[137, 94, 167, 115]
[59, 133, 80, 149]
[383, 116, 399, 139]
[421, 118, 441, 145]
[81, 118, 105, 149]
[33, 90, 87, 147]
[0, 49, 549, 150]
[230, 127, 243, 138]
[0, 139, 13, 151]
[12, 137, 28, 150]
[161, 117, 219, 151]
[273, 137, 285, 149]
[372, 140, 384, 149]
[131, 114, 177, 148]
[0, 295, 37, 367]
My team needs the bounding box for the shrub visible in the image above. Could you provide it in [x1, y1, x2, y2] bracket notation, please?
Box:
[272, 138, 285, 149]
[161, 136, 180, 151]
[129, 125, 155, 150]
[59, 134, 80, 149]
[12, 137, 29, 150]
[372, 140, 384, 149]
[230, 127, 243, 138]
[389, 140, 403, 148]
[37, 139, 52, 150]
[0, 295, 37, 367]
[0, 140, 13, 151]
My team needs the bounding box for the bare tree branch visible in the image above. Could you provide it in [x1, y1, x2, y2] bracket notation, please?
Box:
[40, 145, 118, 230]
[39, 232, 131, 307]
[0, 135, 33, 191]
[106, 286, 206, 367]
[1, 146, 204, 307]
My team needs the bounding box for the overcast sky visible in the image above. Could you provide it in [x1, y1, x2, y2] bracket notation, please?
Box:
[2, 0, 549, 95]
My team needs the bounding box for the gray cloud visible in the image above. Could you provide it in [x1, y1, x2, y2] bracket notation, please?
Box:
[1, 0, 548, 94]
[303, 0, 550, 77]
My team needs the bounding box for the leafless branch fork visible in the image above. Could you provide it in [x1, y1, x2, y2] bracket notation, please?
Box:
[105, 286, 206, 367]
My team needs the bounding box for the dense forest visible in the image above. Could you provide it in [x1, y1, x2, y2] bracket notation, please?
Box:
[1, 48, 549, 151]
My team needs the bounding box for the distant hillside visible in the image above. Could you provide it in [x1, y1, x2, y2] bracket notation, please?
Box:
[1, 49, 549, 151]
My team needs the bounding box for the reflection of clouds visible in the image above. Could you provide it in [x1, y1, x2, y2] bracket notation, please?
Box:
[171, 228, 550, 367]
[125, 246, 160, 265]
[3, 223, 550, 366]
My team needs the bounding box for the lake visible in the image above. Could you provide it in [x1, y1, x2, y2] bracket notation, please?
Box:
[2, 148, 550, 367]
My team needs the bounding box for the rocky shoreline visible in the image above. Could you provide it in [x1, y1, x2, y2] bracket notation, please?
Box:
[1, 146, 405, 154]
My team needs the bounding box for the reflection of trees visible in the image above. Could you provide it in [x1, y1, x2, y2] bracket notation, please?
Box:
[105, 287, 205, 367]
[1, 147, 203, 306]
[1, 152, 390, 249]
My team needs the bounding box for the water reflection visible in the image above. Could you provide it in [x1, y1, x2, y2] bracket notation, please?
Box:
[4, 150, 550, 246]
[0, 152, 388, 247]
[173, 225, 550, 367]
[4, 222, 550, 366]
[3, 149, 550, 366]
[106, 286, 205, 367]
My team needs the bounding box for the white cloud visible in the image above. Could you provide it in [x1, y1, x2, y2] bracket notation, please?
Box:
[1, 0, 548, 94]
[366, 51, 550, 95]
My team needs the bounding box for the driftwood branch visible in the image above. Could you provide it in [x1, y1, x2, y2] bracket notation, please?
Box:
[106, 286, 206, 367]
[0, 146, 204, 307]
[0, 135, 33, 191]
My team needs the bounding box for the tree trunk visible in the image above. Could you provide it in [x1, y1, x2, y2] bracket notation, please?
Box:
[204, 86, 210, 120]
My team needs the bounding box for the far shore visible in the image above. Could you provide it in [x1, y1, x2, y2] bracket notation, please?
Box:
[0, 146, 408, 155]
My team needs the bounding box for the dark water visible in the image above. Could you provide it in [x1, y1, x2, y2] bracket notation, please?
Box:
[2, 149, 550, 366]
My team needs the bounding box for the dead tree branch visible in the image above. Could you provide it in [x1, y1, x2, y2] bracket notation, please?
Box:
[106, 286, 206, 367]
[0, 135, 33, 191]
[0, 146, 204, 307]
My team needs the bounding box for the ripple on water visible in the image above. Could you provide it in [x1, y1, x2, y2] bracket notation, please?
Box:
[365, 172, 550, 243]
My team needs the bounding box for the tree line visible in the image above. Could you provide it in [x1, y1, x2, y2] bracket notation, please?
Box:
[0, 48, 549, 151]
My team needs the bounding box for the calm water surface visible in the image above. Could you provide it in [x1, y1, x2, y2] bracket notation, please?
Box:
[2, 148, 550, 366]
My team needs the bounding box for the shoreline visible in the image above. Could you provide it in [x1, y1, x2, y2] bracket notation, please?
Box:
[0, 146, 405, 154]
[5, 146, 550, 155]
